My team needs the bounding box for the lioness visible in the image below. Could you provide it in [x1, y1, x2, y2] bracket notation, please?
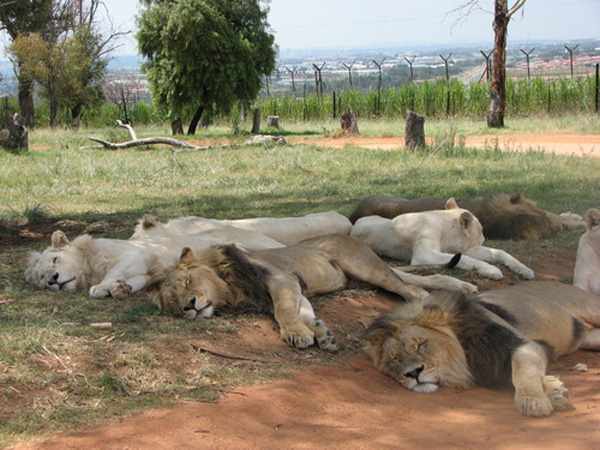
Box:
[155, 234, 477, 351]
[132, 211, 352, 246]
[349, 192, 584, 240]
[364, 281, 600, 417]
[573, 208, 600, 295]
[350, 198, 534, 280]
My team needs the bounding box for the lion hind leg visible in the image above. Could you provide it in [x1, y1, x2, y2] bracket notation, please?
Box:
[580, 328, 600, 350]
[542, 375, 569, 411]
[391, 269, 478, 294]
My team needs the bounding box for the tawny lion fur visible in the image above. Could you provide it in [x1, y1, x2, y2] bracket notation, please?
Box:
[154, 234, 477, 351]
[365, 281, 600, 417]
[349, 191, 584, 240]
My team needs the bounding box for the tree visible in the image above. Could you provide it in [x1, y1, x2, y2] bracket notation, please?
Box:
[137, 0, 276, 135]
[0, 0, 52, 127]
[456, 0, 528, 128]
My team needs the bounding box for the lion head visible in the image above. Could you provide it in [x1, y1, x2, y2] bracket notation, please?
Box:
[25, 230, 87, 292]
[364, 294, 474, 393]
[154, 247, 231, 320]
[444, 198, 485, 250]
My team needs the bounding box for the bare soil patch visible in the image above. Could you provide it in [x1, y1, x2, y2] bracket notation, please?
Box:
[11, 133, 600, 450]
[291, 133, 600, 157]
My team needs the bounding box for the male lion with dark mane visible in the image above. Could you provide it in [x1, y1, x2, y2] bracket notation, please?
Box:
[364, 281, 600, 417]
[155, 234, 477, 351]
[349, 191, 584, 240]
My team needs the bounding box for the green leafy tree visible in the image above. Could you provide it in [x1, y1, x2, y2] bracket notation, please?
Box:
[137, 0, 276, 135]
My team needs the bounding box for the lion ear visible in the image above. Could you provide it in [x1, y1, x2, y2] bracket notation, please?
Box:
[459, 211, 474, 230]
[179, 247, 198, 265]
[139, 214, 158, 230]
[364, 317, 401, 365]
[445, 198, 459, 210]
[509, 192, 523, 204]
[585, 208, 600, 230]
[418, 304, 449, 327]
[51, 230, 69, 248]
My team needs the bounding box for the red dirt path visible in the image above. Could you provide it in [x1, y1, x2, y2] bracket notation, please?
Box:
[13, 133, 600, 450]
[291, 133, 600, 157]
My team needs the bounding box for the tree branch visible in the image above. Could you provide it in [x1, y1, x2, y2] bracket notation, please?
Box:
[507, 0, 528, 19]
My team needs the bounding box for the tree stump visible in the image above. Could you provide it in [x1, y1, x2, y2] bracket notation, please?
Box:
[251, 109, 261, 134]
[266, 115, 279, 128]
[340, 109, 359, 134]
[171, 118, 184, 135]
[405, 110, 425, 150]
[0, 112, 28, 151]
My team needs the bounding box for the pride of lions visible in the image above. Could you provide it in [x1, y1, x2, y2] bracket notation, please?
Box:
[24, 192, 600, 418]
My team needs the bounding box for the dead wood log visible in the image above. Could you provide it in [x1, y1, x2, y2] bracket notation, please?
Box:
[405, 110, 425, 150]
[116, 120, 137, 140]
[340, 109, 359, 134]
[0, 112, 28, 151]
[171, 118, 184, 135]
[266, 115, 279, 128]
[87, 136, 229, 151]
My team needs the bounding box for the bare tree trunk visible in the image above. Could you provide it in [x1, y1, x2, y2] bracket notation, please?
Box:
[251, 108, 261, 134]
[18, 77, 35, 128]
[187, 104, 204, 135]
[340, 109, 359, 134]
[488, 0, 508, 128]
[171, 118, 184, 135]
[71, 103, 83, 128]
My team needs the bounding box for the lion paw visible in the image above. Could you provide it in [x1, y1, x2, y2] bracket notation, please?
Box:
[312, 319, 338, 352]
[519, 267, 535, 280]
[515, 393, 554, 417]
[110, 280, 132, 300]
[89, 284, 110, 298]
[543, 375, 569, 411]
[282, 326, 315, 349]
[457, 281, 478, 294]
[480, 266, 503, 280]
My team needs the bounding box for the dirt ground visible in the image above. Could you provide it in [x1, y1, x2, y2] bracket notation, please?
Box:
[13, 134, 600, 450]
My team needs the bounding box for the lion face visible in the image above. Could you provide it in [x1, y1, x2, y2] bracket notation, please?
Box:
[365, 301, 474, 393]
[25, 231, 82, 292]
[156, 247, 230, 320]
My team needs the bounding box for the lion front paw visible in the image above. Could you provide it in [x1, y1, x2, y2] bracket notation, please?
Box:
[281, 325, 315, 349]
[312, 319, 338, 352]
[110, 280, 132, 300]
[89, 284, 110, 298]
[515, 392, 554, 417]
[543, 375, 569, 411]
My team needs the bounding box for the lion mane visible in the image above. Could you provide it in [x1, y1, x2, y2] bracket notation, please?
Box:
[364, 291, 524, 392]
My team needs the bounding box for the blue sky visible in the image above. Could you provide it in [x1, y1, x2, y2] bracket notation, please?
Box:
[82, 0, 600, 55]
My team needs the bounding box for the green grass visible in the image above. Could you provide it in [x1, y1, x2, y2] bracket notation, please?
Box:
[1, 117, 599, 446]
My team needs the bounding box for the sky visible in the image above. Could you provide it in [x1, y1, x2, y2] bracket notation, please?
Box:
[72, 0, 600, 56]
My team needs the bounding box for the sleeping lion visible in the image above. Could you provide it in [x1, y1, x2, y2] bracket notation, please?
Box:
[155, 234, 477, 351]
[349, 191, 584, 240]
[573, 208, 600, 295]
[364, 281, 600, 417]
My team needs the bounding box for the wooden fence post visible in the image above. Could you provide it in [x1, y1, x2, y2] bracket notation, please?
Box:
[595, 63, 599, 113]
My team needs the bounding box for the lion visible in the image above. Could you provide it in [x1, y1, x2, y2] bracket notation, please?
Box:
[350, 198, 534, 280]
[364, 280, 600, 417]
[131, 211, 352, 246]
[349, 192, 584, 240]
[573, 208, 600, 295]
[154, 233, 478, 351]
[25, 218, 288, 299]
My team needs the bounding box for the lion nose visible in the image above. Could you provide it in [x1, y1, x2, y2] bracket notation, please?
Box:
[404, 365, 424, 380]
[183, 297, 196, 311]
[48, 273, 59, 285]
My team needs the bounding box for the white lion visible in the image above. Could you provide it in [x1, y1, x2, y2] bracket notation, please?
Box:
[25, 218, 287, 299]
[350, 198, 535, 280]
[573, 208, 600, 295]
[130, 211, 352, 246]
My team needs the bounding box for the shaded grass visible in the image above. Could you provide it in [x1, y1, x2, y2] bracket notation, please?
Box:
[1, 119, 600, 446]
